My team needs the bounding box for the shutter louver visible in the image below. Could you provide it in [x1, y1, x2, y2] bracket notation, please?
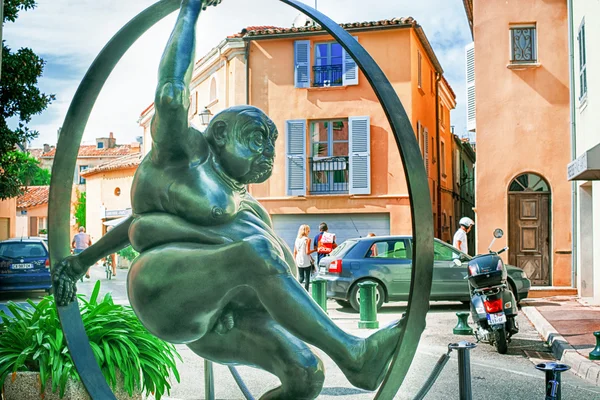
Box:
[342, 36, 359, 86]
[294, 40, 311, 88]
[286, 120, 307, 195]
[466, 42, 476, 131]
[349, 116, 371, 195]
[424, 128, 429, 177]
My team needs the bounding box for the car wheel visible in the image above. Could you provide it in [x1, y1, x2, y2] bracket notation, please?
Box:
[349, 280, 385, 313]
[507, 280, 520, 306]
[335, 300, 352, 308]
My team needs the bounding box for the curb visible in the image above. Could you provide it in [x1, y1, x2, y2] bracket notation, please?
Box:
[521, 306, 600, 386]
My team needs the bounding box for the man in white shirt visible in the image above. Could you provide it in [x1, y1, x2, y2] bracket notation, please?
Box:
[453, 217, 474, 256]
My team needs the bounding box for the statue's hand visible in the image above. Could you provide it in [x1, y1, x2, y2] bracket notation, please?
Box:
[52, 256, 82, 306]
[201, 0, 222, 10]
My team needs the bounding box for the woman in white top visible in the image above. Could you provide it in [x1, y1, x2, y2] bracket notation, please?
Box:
[294, 224, 316, 291]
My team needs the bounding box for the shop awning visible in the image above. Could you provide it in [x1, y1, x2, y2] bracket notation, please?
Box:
[568, 143, 600, 181]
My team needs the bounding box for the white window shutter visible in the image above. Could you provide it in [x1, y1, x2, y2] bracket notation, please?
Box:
[349, 116, 370, 195]
[286, 120, 307, 195]
[342, 36, 359, 86]
[294, 40, 311, 88]
[466, 42, 476, 131]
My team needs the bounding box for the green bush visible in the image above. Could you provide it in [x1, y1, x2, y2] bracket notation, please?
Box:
[38, 228, 47, 235]
[117, 246, 140, 262]
[0, 281, 181, 399]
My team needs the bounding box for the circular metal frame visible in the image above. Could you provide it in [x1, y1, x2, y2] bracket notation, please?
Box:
[48, 1, 433, 398]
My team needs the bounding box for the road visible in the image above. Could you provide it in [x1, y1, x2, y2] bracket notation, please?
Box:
[2, 266, 600, 400]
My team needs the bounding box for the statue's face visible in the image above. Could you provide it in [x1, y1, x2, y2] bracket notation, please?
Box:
[219, 115, 277, 184]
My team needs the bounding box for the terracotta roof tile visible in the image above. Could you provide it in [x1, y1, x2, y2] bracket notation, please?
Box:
[41, 145, 140, 158]
[81, 152, 143, 177]
[17, 186, 50, 209]
[227, 25, 283, 38]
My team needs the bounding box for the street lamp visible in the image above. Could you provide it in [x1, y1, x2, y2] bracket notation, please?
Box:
[199, 107, 213, 125]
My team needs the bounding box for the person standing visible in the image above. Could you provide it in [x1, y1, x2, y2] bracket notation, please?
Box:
[294, 224, 315, 290]
[313, 222, 337, 264]
[453, 217, 474, 256]
[72, 226, 92, 278]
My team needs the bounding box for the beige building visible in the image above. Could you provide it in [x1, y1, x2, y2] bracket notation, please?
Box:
[15, 186, 49, 238]
[0, 198, 16, 240]
[81, 153, 143, 241]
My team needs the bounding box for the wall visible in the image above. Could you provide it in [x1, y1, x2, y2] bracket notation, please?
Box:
[0, 198, 16, 240]
[473, 0, 571, 285]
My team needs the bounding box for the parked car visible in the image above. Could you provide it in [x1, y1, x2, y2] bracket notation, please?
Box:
[0, 238, 51, 293]
[318, 235, 531, 312]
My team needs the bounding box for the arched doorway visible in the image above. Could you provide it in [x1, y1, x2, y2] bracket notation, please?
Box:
[508, 173, 551, 286]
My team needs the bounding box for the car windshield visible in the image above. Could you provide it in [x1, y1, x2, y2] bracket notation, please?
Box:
[0, 242, 47, 259]
[433, 240, 471, 261]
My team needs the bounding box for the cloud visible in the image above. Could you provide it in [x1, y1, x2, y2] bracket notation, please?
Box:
[3, 0, 471, 147]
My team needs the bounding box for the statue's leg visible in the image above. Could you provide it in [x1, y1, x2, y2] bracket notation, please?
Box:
[187, 306, 325, 400]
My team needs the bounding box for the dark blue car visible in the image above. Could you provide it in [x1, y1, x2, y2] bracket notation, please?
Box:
[0, 238, 51, 293]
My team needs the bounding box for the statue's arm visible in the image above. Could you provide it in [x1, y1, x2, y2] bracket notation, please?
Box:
[151, 0, 206, 164]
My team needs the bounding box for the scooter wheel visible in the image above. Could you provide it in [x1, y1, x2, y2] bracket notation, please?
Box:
[494, 328, 508, 354]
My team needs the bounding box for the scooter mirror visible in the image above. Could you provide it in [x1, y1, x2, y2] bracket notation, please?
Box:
[493, 228, 504, 239]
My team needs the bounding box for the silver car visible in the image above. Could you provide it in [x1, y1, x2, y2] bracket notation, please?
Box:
[318, 235, 531, 312]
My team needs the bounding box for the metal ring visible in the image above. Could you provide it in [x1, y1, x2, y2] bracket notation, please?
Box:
[48, 1, 433, 399]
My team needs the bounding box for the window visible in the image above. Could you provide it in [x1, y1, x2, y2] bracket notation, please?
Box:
[97, 142, 104, 149]
[366, 239, 410, 259]
[509, 173, 550, 192]
[417, 50, 423, 89]
[38, 217, 47, 232]
[440, 104, 446, 128]
[441, 140, 446, 177]
[434, 240, 464, 261]
[312, 42, 343, 87]
[510, 25, 537, 63]
[79, 165, 88, 185]
[578, 19, 587, 100]
[114, 187, 121, 196]
[310, 120, 349, 193]
[430, 70, 435, 94]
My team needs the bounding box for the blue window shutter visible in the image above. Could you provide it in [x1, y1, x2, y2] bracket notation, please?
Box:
[349, 116, 370, 195]
[342, 36, 359, 86]
[286, 120, 307, 195]
[294, 40, 311, 88]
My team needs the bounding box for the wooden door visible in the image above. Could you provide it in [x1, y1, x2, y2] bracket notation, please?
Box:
[508, 193, 550, 285]
[0, 218, 9, 241]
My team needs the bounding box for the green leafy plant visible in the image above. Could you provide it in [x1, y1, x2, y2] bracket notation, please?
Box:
[117, 246, 140, 262]
[0, 281, 181, 399]
[74, 190, 86, 228]
[38, 228, 47, 235]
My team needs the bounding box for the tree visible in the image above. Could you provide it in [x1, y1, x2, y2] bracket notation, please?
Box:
[13, 151, 51, 185]
[74, 191, 86, 229]
[0, 0, 55, 199]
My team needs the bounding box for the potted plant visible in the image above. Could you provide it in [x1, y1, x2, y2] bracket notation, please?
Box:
[0, 282, 181, 400]
[116, 246, 139, 269]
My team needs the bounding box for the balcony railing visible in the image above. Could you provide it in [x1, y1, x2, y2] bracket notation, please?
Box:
[312, 64, 343, 87]
[309, 156, 349, 194]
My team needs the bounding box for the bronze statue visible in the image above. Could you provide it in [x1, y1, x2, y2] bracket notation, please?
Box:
[53, 1, 404, 398]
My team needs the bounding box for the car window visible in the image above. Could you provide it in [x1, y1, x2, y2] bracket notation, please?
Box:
[0, 242, 47, 259]
[329, 240, 356, 257]
[434, 241, 464, 261]
[366, 240, 409, 259]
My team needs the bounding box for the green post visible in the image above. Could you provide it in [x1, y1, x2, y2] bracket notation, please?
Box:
[453, 312, 473, 335]
[358, 281, 379, 329]
[311, 278, 328, 314]
[589, 331, 600, 360]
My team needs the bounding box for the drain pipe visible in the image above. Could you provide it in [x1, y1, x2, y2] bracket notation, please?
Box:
[245, 39, 250, 105]
[567, 0, 577, 289]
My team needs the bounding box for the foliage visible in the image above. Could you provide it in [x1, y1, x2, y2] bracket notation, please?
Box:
[10, 151, 51, 186]
[74, 191, 86, 228]
[38, 228, 47, 235]
[1, 0, 55, 199]
[117, 246, 140, 262]
[0, 281, 181, 399]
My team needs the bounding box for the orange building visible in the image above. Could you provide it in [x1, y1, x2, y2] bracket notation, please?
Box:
[463, 0, 573, 290]
[140, 18, 457, 250]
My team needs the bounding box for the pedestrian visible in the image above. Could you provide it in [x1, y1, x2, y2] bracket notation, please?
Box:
[105, 226, 117, 277]
[367, 232, 378, 257]
[453, 217, 474, 256]
[72, 226, 92, 278]
[314, 222, 337, 264]
[294, 224, 316, 291]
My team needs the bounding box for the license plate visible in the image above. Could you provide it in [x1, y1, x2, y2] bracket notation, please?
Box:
[11, 263, 34, 270]
[487, 312, 506, 325]
[320, 267, 326, 274]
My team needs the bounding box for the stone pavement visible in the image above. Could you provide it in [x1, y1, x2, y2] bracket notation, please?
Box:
[521, 296, 600, 386]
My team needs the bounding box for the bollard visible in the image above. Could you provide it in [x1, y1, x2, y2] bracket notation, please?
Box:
[358, 281, 379, 329]
[204, 359, 215, 400]
[589, 331, 600, 360]
[311, 278, 328, 314]
[453, 312, 474, 335]
[535, 362, 570, 400]
[449, 341, 477, 400]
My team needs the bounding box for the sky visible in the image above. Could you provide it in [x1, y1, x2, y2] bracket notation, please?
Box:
[3, 0, 472, 148]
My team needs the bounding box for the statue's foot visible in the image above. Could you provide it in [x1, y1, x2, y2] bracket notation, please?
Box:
[342, 319, 404, 391]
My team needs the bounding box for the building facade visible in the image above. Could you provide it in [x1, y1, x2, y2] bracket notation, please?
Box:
[0, 198, 16, 241]
[464, 0, 573, 288]
[452, 136, 476, 254]
[567, 1, 600, 303]
[15, 186, 49, 238]
[139, 18, 458, 250]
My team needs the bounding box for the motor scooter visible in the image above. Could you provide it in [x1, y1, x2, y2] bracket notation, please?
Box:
[455, 228, 519, 354]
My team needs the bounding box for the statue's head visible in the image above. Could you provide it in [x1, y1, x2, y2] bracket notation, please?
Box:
[206, 105, 277, 184]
